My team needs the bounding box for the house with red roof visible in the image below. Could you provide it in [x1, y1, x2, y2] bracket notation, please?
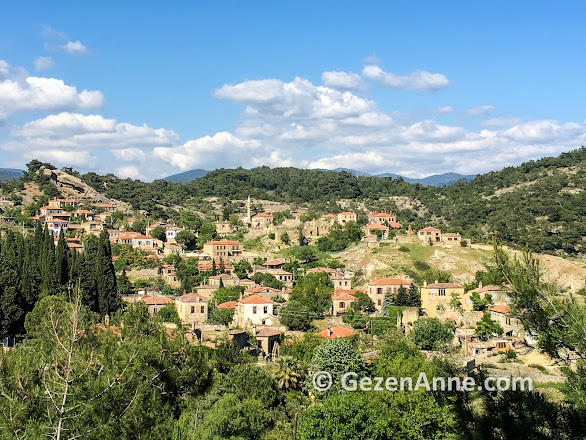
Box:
[368, 211, 397, 224]
[420, 281, 470, 317]
[316, 326, 357, 338]
[337, 211, 357, 224]
[140, 295, 175, 315]
[331, 290, 358, 316]
[418, 226, 442, 243]
[209, 274, 239, 287]
[362, 222, 390, 240]
[489, 305, 524, 337]
[233, 294, 275, 327]
[367, 275, 412, 310]
[251, 212, 273, 228]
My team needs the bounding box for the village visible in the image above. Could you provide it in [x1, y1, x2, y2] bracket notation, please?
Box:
[1, 185, 573, 391]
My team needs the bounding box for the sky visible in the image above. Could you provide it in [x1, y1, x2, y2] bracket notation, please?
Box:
[1, 1, 585, 181]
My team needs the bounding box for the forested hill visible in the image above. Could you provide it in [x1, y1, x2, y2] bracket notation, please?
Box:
[8, 148, 585, 255]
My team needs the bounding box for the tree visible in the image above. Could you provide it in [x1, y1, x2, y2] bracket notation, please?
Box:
[309, 338, 367, 396]
[158, 303, 181, 325]
[394, 286, 409, 306]
[298, 228, 308, 246]
[176, 230, 196, 250]
[150, 225, 166, 242]
[342, 307, 368, 329]
[475, 311, 503, 340]
[96, 230, 120, 316]
[449, 292, 462, 311]
[117, 267, 134, 296]
[252, 272, 284, 289]
[471, 291, 492, 311]
[271, 356, 303, 391]
[292, 273, 333, 313]
[280, 302, 313, 331]
[55, 230, 70, 287]
[407, 283, 421, 308]
[409, 318, 455, 350]
[234, 259, 252, 279]
[350, 292, 375, 313]
[381, 293, 393, 316]
[280, 232, 290, 245]
[0, 230, 25, 336]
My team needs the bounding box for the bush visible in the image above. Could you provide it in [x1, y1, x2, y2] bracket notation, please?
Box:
[410, 318, 455, 350]
[398, 246, 410, 253]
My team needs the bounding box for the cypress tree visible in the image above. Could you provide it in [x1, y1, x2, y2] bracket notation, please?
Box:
[55, 230, 70, 287]
[395, 286, 409, 306]
[408, 283, 422, 308]
[39, 225, 57, 297]
[211, 258, 218, 276]
[96, 230, 119, 316]
[0, 231, 25, 337]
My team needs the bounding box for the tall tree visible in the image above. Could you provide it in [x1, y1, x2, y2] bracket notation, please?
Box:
[0, 231, 24, 336]
[96, 230, 119, 316]
[55, 230, 70, 287]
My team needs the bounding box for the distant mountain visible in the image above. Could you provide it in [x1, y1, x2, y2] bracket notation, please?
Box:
[163, 169, 209, 183]
[329, 168, 475, 186]
[0, 168, 23, 182]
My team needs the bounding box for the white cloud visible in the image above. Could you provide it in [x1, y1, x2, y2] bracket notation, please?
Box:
[434, 105, 455, 115]
[321, 71, 364, 89]
[33, 56, 54, 71]
[153, 132, 261, 170]
[0, 60, 103, 120]
[60, 41, 89, 56]
[4, 112, 178, 152]
[362, 65, 449, 91]
[117, 165, 144, 180]
[25, 150, 97, 168]
[112, 148, 147, 162]
[467, 105, 495, 116]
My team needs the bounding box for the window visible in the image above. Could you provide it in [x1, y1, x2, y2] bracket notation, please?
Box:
[340, 302, 345, 309]
[438, 289, 446, 296]
[263, 306, 268, 314]
[201, 306, 205, 314]
[253, 306, 257, 314]
[153, 308, 157, 313]
[378, 299, 382, 306]
[377, 288, 382, 295]
[190, 306, 195, 313]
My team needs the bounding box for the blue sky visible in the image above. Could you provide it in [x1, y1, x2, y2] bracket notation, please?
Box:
[1, 1, 585, 180]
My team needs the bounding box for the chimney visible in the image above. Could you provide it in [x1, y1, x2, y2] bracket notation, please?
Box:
[253, 326, 258, 336]
[435, 279, 439, 284]
[327, 327, 332, 337]
[371, 273, 376, 283]
[423, 281, 427, 287]
[104, 314, 110, 326]
[478, 282, 483, 288]
[215, 300, 218, 307]
[240, 291, 243, 300]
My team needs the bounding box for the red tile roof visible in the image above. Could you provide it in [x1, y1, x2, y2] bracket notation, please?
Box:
[316, 326, 356, 338]
[419, 227, 441, 231]
[370, 277, 410, 286]
[306, 266, 337, 274]
[469, 284, 502, 293]
[332, 291, 357, 301]
[176, 292, 207, 303]
[239, 294, 273, 304]
[369, 212, 394, 217]
[363, 223, 389, 230]
[338, 211, 356, 216]
[142, 296, 175, 305]
[425, 283, 463, 289]
[205, 240, 242, 245]
[263, 258, 287, 266]
[245, 286, 281, 293]
[217, 301, 237, 309]
[490, 305, 511, 314]
[253, 213, 273, 218]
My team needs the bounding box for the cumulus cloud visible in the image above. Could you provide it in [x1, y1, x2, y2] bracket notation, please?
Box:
[467, 105, 495, 116]
[362, 54, 380, 65]
[0, 60, 103, 120]
[112, 148, 147, 162]
[33, 56, 54, 71]
[321, 71, 364, 89]
[153, 132, 262, 170]
[4, 112, 178, 153]
[117, 165, 144, 180]
[60, 41, 89, 56]
[362, 65, 449, 91]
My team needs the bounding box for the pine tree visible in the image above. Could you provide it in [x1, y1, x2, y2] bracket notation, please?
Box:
[381, 293, 393, 316]
[55, 230, 70, 287]
[96, 230, 119, 316]
[395, 286, 409, 306]
[407, 283, 422, 308]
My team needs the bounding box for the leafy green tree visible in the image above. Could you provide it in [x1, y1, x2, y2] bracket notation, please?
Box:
[208, 306, 234, 325]
[342, 307, 368, 329]
[350, 292, 375, 312]
[308, 338, 367, 396]
[475, 311, 503, 340]
[409, 318, 455, 350]
[213, 339, 251, 373]
[280, 302, 313, 331]
[234, 259, 252, 279]
[290, 273, 332, 315]
[471, 291, 492, 311]
[158, 303, 182, 325]
[150, 225, 167, 241]
[449, 292, 462, 311]
[280, 232, 290, 245]
[176, 230, 196, 250]
[252, 272, 284, 289]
